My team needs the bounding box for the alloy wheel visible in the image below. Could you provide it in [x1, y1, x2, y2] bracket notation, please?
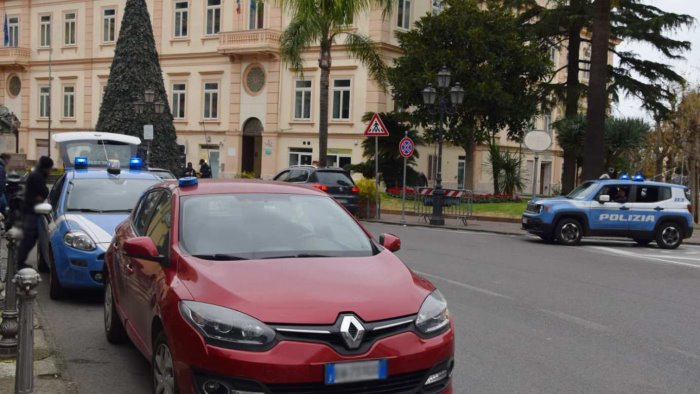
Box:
[661, 226, 680, 246]
[153, 343, 175, 394]
[560, 223, 580, 242]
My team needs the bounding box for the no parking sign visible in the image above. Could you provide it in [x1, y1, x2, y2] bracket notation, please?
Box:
[399, 137, 414, 158]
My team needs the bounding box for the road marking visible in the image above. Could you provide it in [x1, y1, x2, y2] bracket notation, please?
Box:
[415, 271, 515, 300]
[537, 309, 609, 332]
[640, 255, 700, 261]
[591, 246, 700, 268]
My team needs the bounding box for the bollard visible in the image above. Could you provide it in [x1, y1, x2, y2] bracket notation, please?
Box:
[14, 268, 40, 394]
[0, 227, 22, 358]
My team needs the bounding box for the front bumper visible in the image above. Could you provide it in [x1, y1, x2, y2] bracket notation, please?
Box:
[53, 243, 107, 289]
[168, 315, 455, 394]
[521, 214, 553, 236]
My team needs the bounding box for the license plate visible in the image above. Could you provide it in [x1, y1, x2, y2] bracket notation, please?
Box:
[325, 359, 387, 384]
[522, 217, 528, 224]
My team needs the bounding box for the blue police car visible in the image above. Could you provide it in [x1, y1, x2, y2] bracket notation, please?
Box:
[522, 175, 693, 249]
[38, 132, 162, 299]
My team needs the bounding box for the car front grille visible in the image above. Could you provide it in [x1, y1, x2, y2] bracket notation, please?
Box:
[267, 370, 427, 394]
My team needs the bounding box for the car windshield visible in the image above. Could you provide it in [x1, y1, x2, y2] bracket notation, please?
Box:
[566, 181, 598, 200]
[180, 194, 374, 260]
[314, 171, 354, 186]
[65, 178, 159, 212]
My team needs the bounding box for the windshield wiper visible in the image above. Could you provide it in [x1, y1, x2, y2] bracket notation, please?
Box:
[192, 254, 249, 261]
[262, 253, 334, 259]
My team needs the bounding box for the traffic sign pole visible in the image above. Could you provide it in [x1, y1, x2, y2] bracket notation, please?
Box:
[375, 136, 380, 220]
[402, 131, 408, 224]
[363, 113, 390, 220]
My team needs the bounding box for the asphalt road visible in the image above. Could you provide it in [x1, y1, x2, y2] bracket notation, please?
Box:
[36, 224, 700, 394]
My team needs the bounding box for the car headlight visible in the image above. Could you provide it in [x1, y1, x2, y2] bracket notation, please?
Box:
[415, 290, 450, 336]
[179, 301, 276, 350]
[63, 231, 96, 251]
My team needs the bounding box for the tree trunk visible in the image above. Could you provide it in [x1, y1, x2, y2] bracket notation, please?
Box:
[561, 21, 584, 194]
[655, 155, 664, 181]
[318, 42, 331, 167]
[581, 0, 611, 181]
[463, 142, 475, 191]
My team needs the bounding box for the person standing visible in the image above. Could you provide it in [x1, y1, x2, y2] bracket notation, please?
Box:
[199, 159, 212, 179]
[0, 153, 10, 213]
[17, 156, 53, 270]
[183, 162, 196, 177]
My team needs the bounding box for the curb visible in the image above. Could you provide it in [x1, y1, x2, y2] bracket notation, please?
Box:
[364, 219, 700, 246]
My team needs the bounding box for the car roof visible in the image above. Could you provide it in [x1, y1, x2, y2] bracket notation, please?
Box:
[281, 166, 348, 172]
[66, 168, 162, 180]
[170, 179, 327, 197]
[594, 179, 686, 188]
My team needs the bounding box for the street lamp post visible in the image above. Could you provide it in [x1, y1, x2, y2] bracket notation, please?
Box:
[422, 66, 465, 225]
[134, 89, 165, 167]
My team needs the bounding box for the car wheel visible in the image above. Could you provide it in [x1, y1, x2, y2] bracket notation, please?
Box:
[555, 218, 583, 246]
[48, 250, 65, 300]
[104, 280, 127, 344]
[656, 222, 683, 249]
[153, 331, 178, 394]
[633, 238, 652, 246]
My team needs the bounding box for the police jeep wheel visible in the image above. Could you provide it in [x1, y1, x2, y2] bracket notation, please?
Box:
[555, 218, 583, 246]
[656, 222, 683, 249]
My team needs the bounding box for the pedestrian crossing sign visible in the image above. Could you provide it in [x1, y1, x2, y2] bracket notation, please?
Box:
[363, 113, 389, 137]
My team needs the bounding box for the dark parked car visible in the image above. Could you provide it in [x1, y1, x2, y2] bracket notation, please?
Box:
[273, 166, 360, 214]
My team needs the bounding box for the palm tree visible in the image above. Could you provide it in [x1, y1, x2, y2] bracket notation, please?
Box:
[278, 0, 394, 167]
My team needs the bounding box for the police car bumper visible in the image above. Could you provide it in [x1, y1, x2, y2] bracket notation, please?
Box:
[521, 215, 553, 235]
[54, 243, 107, 289]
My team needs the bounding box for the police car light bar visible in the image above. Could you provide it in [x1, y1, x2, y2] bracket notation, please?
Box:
[129, 157, 143, 170]
[619, 172, 630, 180]
[74, 156, 89, 169]
[178, 177, 198, 187]
[633, 172, 645, 182]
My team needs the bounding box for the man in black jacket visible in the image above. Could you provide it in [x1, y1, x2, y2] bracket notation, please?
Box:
[17, 156, 53, 270]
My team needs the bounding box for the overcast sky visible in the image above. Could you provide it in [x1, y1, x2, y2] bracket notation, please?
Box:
[613, 0, 700, 121]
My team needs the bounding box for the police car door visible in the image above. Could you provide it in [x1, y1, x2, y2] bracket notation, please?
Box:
[627, 185, 669, 233]
[589, 184, 631, 233]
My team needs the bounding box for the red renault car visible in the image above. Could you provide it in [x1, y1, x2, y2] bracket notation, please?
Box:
[103, 178, 454, 394]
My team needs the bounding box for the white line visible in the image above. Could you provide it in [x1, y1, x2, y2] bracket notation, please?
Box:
[591, 246, 700, 268]
[640, 255, 700, 261]
[415, 271, 515, 300]
[537, 309, 609, 332]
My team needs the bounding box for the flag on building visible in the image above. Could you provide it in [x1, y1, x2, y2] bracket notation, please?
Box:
[236, 0, 241, 14]
[3, 15, 8, 47]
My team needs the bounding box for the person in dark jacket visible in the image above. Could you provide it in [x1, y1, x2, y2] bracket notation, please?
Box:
[0, 153, 10, 213]
[17, 156, 53, 270]
[183, 162, 196, 177]
[199, 159, 212, 179]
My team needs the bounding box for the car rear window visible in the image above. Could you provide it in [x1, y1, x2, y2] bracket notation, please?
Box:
[313, 171, 354, 186]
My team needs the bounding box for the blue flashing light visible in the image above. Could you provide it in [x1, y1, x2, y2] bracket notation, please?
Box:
[74, 157, 89, 169]
[619, 172, 630, 180]
[633, 172, 645, 182]
[178, 177, 198, 187]
[129, 157, 143, 170]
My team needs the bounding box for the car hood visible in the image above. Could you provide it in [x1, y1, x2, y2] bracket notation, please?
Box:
[178, 250, 434, 324]
[63, 213, 127, 245]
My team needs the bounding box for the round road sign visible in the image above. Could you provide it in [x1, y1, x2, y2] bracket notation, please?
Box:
[399, 137, 415, 158]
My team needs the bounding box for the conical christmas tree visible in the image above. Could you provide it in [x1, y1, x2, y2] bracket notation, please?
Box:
[96, 0, 180, 173]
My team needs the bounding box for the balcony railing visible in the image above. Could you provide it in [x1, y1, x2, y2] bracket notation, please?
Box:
[218, 29, 281, 57]
[0, 47, 30, 67]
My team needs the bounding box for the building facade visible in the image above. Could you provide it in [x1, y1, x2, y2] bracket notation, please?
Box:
[1, 0, 579, 194]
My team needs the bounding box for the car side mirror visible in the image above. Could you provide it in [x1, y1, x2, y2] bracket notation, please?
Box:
[379, 233, 401, 252]
[124, 237, 166, 264]
[598, 195, 610, 204]
[34, 203, 52, 215]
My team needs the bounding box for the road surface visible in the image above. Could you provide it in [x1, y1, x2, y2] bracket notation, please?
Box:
[36, 224, 700, 393]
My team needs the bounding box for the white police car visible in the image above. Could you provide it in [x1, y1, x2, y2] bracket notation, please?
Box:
[522, 175, 694, 249]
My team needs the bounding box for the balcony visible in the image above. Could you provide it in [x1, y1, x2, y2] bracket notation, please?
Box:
[0, 47, 30, 67]
[218, 29, 281, 58]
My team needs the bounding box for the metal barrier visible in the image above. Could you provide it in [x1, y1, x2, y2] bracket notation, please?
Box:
[414, 188, 473, 225]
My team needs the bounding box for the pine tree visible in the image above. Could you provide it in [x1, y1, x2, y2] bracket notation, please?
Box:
[96, 0, 180, 173]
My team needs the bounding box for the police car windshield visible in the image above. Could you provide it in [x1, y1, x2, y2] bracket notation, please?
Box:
[566, 181, 598, 200]
[66, 178, 159, 213]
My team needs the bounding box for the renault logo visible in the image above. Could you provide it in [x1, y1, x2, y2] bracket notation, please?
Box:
[339, 315, 365, 349]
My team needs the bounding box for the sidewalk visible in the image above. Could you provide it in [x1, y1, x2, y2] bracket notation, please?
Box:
[366, 211, 700, 246]
[0, 302, 77, 393]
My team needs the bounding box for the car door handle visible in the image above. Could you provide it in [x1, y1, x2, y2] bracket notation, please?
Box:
[619, 206, 630, 211]
[125, 264, 135, 274]
[654, 206, 664, 211]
